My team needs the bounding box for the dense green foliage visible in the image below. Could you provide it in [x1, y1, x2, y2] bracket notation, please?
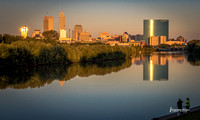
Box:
[0, 59, 131, 89]
[187, 40, 200, 53]
[0, 40, 136, 66]
[42, 30, 59, 40]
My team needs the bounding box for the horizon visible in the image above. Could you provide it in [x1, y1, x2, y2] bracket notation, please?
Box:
[1, 0, 200, 41]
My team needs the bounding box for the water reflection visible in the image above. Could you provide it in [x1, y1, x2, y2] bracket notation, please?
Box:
[0, 59, 131, 89]
[143, 54, 169, 81]
[131, 52, 200, 81]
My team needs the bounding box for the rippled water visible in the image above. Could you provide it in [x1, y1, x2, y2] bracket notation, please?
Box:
[0, 52, 200, 120]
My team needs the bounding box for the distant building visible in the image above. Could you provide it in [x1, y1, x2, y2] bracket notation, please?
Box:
[122, 32, 130, 43]
[43, 16, 53, 32]
[129, 35, 136, 41]
[112, 35, 122, 42]
[159, 36, 167, 44]
[177, 36, 185, 42]
[149, 36, 159, 46]
[148, 36, 167, 46]
[144, 19, 169, 45]
[59, 12, 65, 32]
[59, 29, 67, 40]
[32, 30, 42, 39]
[72, 25, 83, 40]
[100, 32, 111, 41]
[135, 34, 144, 41]
[20, 26, 28, 39]
[79, 31, 91, 41]
[166, 40, 186, 45]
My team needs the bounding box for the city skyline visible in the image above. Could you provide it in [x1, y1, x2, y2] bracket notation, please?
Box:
[1, 0, 200, 40]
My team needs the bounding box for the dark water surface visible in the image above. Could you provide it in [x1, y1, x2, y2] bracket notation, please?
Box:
[0, 52, 200, 120]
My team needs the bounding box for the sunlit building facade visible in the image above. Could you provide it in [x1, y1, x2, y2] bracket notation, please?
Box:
[122, 32, 130, 43]
[72, 25, 83, 40]
[148, 36, 167, 46]
[144, 19, 169, 45]
[79, 31, 91, 41]
[59, 12, 65, 32]
[43, 16, 53, 32]
[100, 32, 111, 41]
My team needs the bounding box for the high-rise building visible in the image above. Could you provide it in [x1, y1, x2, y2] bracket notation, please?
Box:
[144, 19, 169, 45]
[43, 16, 53, 32]
[59, 12, 65, 32]
[72, 25, 83, 40]
[20, 26, 28, 39]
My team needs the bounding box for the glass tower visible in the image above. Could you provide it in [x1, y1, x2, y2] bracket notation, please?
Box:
[143, 19, 169, 45]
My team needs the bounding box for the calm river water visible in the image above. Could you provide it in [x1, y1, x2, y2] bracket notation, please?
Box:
[0, 52, 200, 120]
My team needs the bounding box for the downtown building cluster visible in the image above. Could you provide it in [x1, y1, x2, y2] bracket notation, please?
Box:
[21, 12, 187, 46]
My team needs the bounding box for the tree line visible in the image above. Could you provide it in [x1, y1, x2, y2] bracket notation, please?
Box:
[0, 33, 137, 66]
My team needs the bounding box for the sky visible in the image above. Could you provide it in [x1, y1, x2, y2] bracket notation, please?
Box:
[0, 0, 200, 40]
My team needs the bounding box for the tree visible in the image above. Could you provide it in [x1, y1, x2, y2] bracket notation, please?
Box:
[42, 30, 59, 40]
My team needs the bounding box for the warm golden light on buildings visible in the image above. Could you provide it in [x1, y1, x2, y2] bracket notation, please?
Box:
[20, 26, 28, 38]
[150, 19, 154, 37]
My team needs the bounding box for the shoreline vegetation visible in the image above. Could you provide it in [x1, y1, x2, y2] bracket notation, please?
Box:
[0, 40, 136, 66]
[0, 34, 200, 67]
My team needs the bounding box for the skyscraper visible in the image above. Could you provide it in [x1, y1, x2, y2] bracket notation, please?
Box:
[143, 19, 169, 45]
[59, 12, 65, 32]
[43, 16, 53, 32]
[72, 25, 83, 40]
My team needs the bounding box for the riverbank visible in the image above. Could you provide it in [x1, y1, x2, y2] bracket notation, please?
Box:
[153, 106, 200, 120]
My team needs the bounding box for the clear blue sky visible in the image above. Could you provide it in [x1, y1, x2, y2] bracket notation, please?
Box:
[0, 0, 200, 40]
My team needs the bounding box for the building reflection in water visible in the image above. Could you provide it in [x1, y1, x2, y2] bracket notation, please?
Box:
[143, 54, 169, 81]
[132, 53, 186, 81]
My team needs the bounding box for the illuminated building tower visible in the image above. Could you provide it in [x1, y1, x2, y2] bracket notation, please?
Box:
[72, 25, 83, 40]
[20, 26, 28, 39]
[59, 11, 65, 32]
[143, 19, 169, 45]
[43, 16, 53, 32]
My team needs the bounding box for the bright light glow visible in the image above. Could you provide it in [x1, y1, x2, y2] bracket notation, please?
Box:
[150, 19, 154, 37]
[20, 26, 28, 38]
[150, 59, 154, 81]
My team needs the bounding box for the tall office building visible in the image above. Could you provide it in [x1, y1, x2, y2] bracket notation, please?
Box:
[43, 16, 53, 32]
[59, 12, 65, 32]
[143, 19, 169, 45]
[72, 25, 83, 40]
